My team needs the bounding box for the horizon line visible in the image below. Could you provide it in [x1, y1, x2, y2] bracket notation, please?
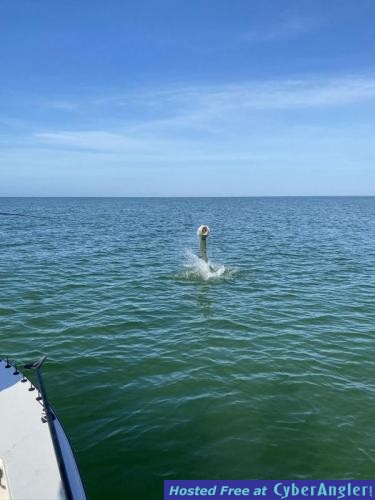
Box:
[1, 195, 374, 199]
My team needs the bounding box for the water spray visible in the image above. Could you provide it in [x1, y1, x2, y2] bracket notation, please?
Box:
[197, 225, 210, 263]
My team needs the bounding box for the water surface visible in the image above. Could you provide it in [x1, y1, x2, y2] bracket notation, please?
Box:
[1, 197, 374, 499]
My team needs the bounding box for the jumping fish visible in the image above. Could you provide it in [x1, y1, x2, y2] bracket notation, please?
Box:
[197, 225, 210, 263]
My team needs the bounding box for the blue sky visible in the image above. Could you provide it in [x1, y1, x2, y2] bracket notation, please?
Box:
[1, 0, 375, 196]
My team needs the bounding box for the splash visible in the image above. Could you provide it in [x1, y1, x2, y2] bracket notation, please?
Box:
[179, 250, 237, 281]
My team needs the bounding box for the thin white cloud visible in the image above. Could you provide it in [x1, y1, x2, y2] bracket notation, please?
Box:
[242, 15, 317, 43]
[4, 74, 375, 196]
[42, 100, 78, 111]
[57, 76, 375, 122]
[36, 131, 141, 150]
[111, 76, 375, 131]
[35, 75, 375, 126]
[31, 75, 375, 160]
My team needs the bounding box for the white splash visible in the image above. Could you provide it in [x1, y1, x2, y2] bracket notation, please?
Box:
[179, 249, 236, 281]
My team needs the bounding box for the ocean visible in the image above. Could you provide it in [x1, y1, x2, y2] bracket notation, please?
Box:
[1, 197, 374, 499]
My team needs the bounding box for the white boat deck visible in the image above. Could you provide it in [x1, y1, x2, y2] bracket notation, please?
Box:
[0, 359, 86, 500]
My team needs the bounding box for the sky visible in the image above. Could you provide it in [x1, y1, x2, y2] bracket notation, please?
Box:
[0, 0, 375, 196]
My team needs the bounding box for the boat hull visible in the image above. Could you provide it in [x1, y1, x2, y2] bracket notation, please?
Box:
[0, 358, 87, 500]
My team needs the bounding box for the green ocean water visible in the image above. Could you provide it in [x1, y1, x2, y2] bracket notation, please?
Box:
[1, 197, 374, 499]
